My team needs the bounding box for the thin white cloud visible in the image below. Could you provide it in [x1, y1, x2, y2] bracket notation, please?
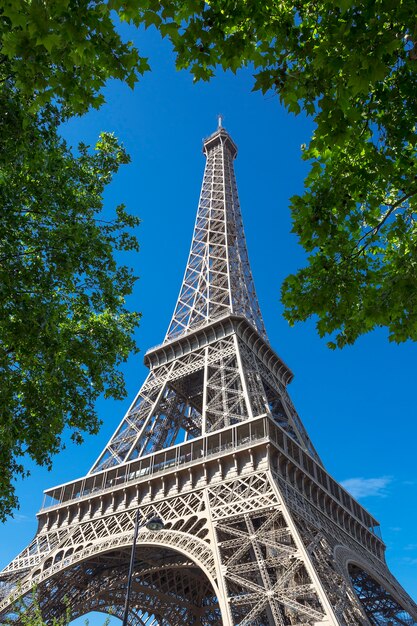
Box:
[11, 513, 29, 523]
[340, 476, 392, 499]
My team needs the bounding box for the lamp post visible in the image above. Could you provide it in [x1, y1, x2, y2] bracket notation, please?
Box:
[122, 510, 164, 626]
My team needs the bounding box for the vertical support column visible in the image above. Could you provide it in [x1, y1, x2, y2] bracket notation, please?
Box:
[233, 334, 254, 421]
[203, 490, 234, 626]
[268, 471, 340, 625]
[202, 346, 209, 435]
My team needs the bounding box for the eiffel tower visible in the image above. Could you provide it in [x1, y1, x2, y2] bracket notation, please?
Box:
[1, 122, 416, 626]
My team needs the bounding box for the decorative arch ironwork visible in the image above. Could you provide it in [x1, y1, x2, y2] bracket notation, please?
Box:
[349, 563, 417, 625]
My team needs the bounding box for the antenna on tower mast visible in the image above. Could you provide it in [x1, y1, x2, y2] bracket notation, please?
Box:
[217, 113, 223, 129]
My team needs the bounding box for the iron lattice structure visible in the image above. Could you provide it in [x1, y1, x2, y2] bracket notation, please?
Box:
[1, 124, 416, 626]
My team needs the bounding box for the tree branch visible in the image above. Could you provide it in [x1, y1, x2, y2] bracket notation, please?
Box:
[350, 187, 417, 260]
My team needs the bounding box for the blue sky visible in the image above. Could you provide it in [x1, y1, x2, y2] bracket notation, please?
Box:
[1, 22, 416, 622]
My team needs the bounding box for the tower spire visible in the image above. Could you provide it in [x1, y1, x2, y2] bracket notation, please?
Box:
[165, 125, 266, 342]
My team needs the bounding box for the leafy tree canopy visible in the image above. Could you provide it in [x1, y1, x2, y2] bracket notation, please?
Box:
[0, 2, 143, 519]
[0, 94, 140, 520]
[1, 0, 149, 114]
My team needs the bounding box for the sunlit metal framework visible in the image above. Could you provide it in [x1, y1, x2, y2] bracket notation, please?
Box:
[1, 124, 416, 625]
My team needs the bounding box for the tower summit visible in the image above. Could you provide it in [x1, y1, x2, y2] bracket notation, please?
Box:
[0, 125, 416, 625]
[166, 124, 265, 342]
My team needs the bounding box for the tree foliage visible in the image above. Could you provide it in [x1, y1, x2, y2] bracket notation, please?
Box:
[9, 591, 109, 626]
[0, 0, 150, 115]
[0, 96, 140, 519]
[10, 591, 72, 626]
[0, 3, 144, 519]
[113, 0, 417, 347]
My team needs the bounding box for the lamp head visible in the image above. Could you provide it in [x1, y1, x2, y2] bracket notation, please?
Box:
[146, 517, 164, 531]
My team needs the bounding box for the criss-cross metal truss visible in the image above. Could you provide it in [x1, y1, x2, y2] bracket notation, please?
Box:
[165, 127, 265, 343]
[1, 124, 416, 626]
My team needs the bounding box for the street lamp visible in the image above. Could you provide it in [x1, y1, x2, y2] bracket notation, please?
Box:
[122, 510, 164, 626]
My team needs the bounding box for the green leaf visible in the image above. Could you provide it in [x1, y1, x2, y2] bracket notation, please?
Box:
[38, 33, 62, 53]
